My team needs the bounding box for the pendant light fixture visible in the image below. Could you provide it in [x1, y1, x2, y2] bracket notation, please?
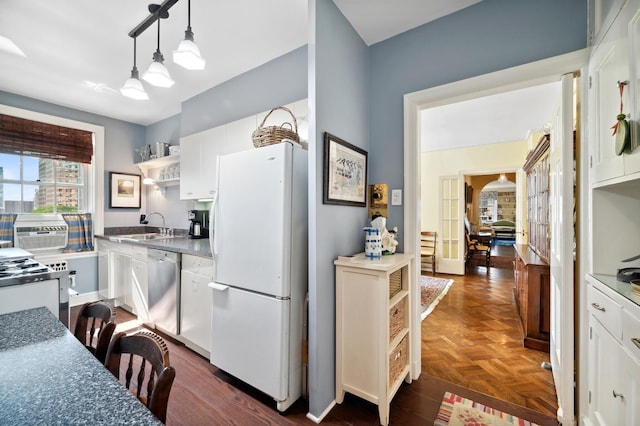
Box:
[120, 37, 149, 100]
[172, 0, 206, 70]
[142, 7, 175, 88]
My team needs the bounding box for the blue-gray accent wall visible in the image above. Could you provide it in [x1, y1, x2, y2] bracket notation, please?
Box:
[180, 46, 308, 137]
[308, 0, 370, 418]
[368, 0, 587, 249]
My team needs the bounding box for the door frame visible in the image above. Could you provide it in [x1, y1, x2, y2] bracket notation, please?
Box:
[403, 49, 588, 388]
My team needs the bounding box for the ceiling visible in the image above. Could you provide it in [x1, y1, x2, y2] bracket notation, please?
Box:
[421, 81, 561, 152]
[0, 0, 481, 127]
[0, 0, 554, 147]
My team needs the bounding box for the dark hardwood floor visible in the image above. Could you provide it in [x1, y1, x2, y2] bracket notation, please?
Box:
[70, 257, 557, 425]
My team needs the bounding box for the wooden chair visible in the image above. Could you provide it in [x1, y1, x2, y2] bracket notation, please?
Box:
[466, 233, 491, 269]
[73, 301, 116, 364]
[420, 231, 437, 275]
[104, 331, 176, 423]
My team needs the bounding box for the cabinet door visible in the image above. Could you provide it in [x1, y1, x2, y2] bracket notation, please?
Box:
[588, 0, 631, 183]
[589, 317, 624, 425]
[97, 240, 112, 299]
[112, 252, 132, 308]
[132, 259, 149, 321]
[622, 348, 640, 425]
[180, 270, 212, 352]
[180, 136, 202, 199]
[624, 8, 640, 175]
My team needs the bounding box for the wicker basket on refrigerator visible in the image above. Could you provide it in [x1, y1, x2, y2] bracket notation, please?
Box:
[251, 106, 300, 148]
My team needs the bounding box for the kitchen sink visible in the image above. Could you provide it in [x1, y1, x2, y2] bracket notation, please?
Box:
[109, 233, 184, 242]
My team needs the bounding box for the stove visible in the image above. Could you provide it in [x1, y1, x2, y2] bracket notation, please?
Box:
[0, 248, 69, 327]
[0, 258, 55, 282]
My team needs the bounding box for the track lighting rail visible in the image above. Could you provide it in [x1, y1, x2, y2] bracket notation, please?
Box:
[128, 0, 180, 38]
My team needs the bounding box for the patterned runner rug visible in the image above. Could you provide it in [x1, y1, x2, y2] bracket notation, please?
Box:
[420, 276, 454, 321]
[434, 392, 539, 426]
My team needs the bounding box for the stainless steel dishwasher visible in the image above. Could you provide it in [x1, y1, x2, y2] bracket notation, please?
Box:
[147, 249, 181, 336]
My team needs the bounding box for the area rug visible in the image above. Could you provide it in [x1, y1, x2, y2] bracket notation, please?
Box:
[492, 238, 516, 246]
[420, 276, 454, 321]
[434, 392, 539, 426]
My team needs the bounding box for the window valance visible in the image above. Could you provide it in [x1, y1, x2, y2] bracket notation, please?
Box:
[0, 114, 93, 164]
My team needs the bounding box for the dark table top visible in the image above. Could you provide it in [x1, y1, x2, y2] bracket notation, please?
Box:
[0, 307, 162, 425]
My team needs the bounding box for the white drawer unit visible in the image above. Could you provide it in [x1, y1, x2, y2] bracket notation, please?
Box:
[335, 253, 414, 426]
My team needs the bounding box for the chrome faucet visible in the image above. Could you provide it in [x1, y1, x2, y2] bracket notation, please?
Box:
[140, 212, 167, 235]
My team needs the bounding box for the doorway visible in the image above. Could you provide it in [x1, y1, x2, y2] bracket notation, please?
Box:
[404, 50, 588, 422]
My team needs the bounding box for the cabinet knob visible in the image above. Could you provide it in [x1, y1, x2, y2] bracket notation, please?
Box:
[612, 390, 624, 399]
[631, 338, 640, 350]
[591, 302, 606, 312]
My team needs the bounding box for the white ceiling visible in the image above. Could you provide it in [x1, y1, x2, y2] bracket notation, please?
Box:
[0, 0, 553, 148]
[421, 81, 561, 152]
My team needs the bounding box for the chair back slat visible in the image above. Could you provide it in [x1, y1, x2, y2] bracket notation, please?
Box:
[420, 231, 437, 275]
[73, 301, 116, 364]
[105, 331, 176, 423]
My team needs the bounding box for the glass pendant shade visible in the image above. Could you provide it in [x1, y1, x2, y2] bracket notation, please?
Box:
[143, 51, 175, 88]
[121, 38, 149, 100]
[173, 33, 205, 70]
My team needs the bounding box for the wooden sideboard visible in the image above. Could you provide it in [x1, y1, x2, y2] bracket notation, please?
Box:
[513, 244, 550, 352]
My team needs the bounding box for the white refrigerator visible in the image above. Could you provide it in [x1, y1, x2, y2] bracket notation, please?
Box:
[208, 141, 307, 412]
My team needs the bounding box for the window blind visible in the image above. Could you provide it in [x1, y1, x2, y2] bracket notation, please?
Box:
[0, 114, 93, 164]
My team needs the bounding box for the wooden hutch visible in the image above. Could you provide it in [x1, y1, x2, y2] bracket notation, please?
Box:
[514, 134, 551, 352]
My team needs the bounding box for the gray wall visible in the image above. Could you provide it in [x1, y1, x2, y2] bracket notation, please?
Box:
[308, 0, 370, 417]
[180, 46, 308, 137]
[368, 0, 588, 249]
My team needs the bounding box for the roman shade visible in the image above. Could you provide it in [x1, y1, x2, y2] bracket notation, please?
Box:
[0, 114, 93, 164]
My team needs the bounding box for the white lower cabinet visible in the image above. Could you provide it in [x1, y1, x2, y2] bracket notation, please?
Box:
[180, 254, 214, 358]
[131, 246, 149, 321]
[110, 243, 133, 309]
[587, 275, 640, 426]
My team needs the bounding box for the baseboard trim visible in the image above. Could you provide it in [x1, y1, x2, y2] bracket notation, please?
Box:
[306, 400, 336, 424]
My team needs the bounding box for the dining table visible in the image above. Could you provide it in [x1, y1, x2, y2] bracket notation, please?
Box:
[0, 307, 162, 425]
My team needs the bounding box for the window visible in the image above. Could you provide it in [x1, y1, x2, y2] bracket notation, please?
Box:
[0, 105, 104, 235]
[0, 153, 89, 213]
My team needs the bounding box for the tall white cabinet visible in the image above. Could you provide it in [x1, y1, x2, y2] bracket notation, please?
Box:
[582, 1, 640, 424]
[334, 253, 413, 426]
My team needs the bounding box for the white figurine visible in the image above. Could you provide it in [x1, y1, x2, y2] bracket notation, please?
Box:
[371, 216, 398, 254]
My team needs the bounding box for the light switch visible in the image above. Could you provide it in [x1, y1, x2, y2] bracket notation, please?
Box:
[391, 189, 402, 206]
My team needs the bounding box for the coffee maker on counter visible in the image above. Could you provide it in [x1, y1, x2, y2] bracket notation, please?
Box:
[188, 210, 209, 239]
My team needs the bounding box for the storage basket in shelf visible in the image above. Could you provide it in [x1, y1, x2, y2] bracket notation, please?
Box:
[251, 106, 300, 148]
[388, 335, 409, 386]
[389, 269, 402, 299]
[389, 299, 406, 342]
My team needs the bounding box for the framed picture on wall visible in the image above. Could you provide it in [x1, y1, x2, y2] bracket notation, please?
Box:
[323, 132, 368, 206]
[109, 172, 141, 208]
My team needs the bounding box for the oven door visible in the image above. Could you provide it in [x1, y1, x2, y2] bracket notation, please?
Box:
[0, 280, 60, 318]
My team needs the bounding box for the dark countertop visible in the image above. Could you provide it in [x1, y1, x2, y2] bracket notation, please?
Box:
[0, 307, 162, 425]
[96, 233, 212, 258]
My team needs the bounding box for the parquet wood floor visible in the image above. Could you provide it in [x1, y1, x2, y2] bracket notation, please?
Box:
[422, 265, 558, 418]
[70, 263, 557, 425]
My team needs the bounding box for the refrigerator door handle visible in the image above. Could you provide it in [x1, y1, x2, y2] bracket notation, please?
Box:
[208, 282, 229, 291]
[209, 191, 218, 259]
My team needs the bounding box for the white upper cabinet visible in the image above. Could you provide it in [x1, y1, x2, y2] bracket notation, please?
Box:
[179, 100, 307, 200]
[589, 0, 640, 185]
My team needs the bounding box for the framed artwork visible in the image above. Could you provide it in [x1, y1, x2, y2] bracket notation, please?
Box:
[109, 172, 141, 208]
[323, 132, 367, 206]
